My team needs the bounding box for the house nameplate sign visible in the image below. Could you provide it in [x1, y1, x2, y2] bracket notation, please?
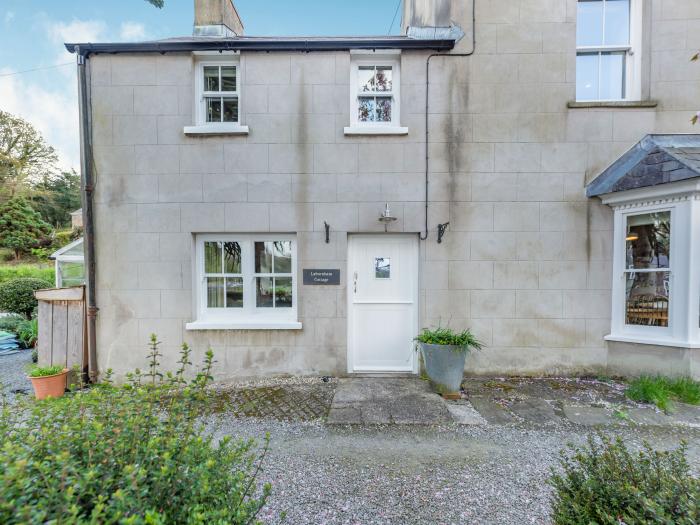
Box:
[303, 269, 340, 285]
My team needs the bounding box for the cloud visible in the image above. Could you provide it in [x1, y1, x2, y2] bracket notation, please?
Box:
[120, 21, 147, 41]
[4, 11, 14, 24]
[47, 19, 107, 47]
[0, 67, 79, 172]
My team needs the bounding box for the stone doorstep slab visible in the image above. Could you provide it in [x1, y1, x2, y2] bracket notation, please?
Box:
[468, 396, 515, 425]
[562, 405, 615, 426]
[509, 398, 559, 425]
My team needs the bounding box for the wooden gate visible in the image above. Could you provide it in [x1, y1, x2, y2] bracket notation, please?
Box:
[35, 286, 88, 384]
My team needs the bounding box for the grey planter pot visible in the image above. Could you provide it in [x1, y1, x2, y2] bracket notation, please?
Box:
[419, 343, 467, 394]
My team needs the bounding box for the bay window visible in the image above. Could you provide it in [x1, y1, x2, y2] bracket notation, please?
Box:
[187, 234, 300, 330]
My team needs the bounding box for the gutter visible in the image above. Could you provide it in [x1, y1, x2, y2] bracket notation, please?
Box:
[76, 48, 98, 382]
[64, 37, 455, 56]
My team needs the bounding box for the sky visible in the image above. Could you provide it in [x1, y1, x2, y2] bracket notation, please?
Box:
[0, 0, 403, 171]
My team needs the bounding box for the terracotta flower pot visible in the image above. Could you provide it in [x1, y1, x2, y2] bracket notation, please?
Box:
[29, 369, 68, 400]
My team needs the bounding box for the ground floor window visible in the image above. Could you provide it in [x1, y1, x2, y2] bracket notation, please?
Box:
[191, 234, 298, 328]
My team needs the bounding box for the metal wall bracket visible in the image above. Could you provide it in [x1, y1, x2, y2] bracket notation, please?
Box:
[437, 222, 449, 243]
[324, 221, 330, 243]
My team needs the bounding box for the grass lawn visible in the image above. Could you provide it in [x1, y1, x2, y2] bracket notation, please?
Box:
[0, 262, 54, 285]
[625, 375, 700, 411]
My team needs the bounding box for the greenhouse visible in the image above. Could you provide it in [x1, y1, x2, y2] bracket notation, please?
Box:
[49, 237, 85, 288]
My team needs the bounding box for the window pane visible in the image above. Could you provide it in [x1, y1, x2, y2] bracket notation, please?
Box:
[275, 277, 293, 308]
[358, 96, 375, 122]
[577, 0, 603, 47]
[225, 277, 243, 307]
[222, 97, 238, 122]
[599, 52, 625, 100]
[604, 0, 630, 46]
[203, 66, 219, 91]
[256, 277, 274, 307]
[205, 97, 222, 122]
[273, 241, 292, 273]
[204, 241, 222, 273]
[206, 277, 224, 308]
[626, 212, 670, 270]
[375, 67, 392, 92]
[255, 242, 273, 273]
[223, 242, 241, 273]
[625, 271, 670, 327]
[376, 97, 392, 122]
[221, 66, 236, 91]
[358, 66, 375, 92]
[375, 257, 391, 279]
[576, 53, 599, 101]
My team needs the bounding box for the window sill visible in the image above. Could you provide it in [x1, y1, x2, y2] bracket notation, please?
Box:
[605, 334, 700, 349]
[344, 126, 409, 136]
[568, 100, 658, 109]
[185, 320, 302, 331]
[183, 124, 250, 136]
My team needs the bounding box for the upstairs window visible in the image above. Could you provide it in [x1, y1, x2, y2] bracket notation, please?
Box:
[347, 55, 403, 132]
[576, 0, 634, 101]
[197, 62, 239, 125]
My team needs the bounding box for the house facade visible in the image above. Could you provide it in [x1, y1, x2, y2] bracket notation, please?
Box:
[67, 0, 700, 381]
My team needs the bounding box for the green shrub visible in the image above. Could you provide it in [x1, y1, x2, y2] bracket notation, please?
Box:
[0, 277, 52, 318]
[0, 336, 270, 524]
[626, 375, 700, 411]
[27, 364, 65, 377]
[16, 318, 38, 348]
[0, 264, 54, 285]
[0, 313, 26, 334]
[415, 326, 483, 349]
[550, 433, 699, 524]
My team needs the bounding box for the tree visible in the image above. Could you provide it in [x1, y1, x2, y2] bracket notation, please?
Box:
[0, 111, 58, 200]
[30, 171, 81, 228]
[146, 0, 164, 7]
[0, 197, 52, 260]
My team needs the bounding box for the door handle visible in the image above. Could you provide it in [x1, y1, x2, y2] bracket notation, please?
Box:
[353, 272, 357, 293]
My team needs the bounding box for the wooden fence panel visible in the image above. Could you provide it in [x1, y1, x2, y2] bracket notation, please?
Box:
[37, 301, 53, 365]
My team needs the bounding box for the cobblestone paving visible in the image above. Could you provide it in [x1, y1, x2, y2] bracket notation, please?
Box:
[210, 381, 337, 421]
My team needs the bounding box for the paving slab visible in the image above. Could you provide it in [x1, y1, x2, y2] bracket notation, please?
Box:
[628, 407, 672, 426]
[510, 398, 559, 424]
[563, 405, 614, 426]
[668, 403, 700, 428]
[445, 401, 488, 425]
[327, 378, 452, 425]
[468, 396, 515, 424]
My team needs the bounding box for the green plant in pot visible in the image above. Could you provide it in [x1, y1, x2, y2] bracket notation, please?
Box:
[415, 326, 482, 397]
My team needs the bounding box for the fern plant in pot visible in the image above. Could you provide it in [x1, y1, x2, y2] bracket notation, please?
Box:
[415, 326, 482, 398]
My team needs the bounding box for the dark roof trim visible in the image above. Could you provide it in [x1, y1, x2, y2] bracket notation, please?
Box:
[65, 37, 455, 56]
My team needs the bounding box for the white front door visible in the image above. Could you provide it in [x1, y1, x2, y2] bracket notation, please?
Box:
[347, 234, 419, 373]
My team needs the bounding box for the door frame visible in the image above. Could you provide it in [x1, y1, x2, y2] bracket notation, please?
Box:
[346, 233, 420, 374]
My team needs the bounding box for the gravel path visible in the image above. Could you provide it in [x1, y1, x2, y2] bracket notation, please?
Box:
[0, 349, 32, 400]
[206, 418, 700, 525]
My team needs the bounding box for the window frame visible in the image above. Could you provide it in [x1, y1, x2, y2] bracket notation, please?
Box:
[195, 60, 240, 126]
[349, 56, 402, 130]
[575, 0, 642, 102]
[188, 233, 300, 330]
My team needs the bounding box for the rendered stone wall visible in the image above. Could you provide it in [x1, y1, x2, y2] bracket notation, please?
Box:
[89, 0, 700, 380]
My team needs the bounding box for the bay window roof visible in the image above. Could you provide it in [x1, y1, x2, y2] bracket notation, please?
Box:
[587, 134, 700, 197]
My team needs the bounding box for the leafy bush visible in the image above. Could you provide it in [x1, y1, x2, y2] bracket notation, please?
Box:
[626, 375, 700, 411]
[0, 336, 270, 524]
[0, 313, 26, 334]
[550, 433, 699, 524]
[0, 197, 52, 260]
[0, 277, 51, 318]
[28, 364, 65, 377]
[16, 318, 38, 348]
[0, 264, 54, 285]
[415, 326, 483, 350]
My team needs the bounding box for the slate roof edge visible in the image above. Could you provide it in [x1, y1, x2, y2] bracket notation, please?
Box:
[586, 134, 700, 198]
[65, 36, 456, 56]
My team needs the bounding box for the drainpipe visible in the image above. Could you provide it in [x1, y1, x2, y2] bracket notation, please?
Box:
[420, 1, 477, 241]
[76, 48, 98, 382]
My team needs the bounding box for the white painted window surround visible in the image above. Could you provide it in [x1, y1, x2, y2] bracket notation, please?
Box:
[186, 234, 301, 330]
[575, 0, 643, 102]
[184, 55, 249, 136]
[345, 51, 408, 136]
[602, 179, 700, 348]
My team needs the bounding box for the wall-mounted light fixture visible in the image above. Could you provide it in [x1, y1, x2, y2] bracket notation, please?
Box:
[378, 203, 397, 232]
[324, 221, 330, 243]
